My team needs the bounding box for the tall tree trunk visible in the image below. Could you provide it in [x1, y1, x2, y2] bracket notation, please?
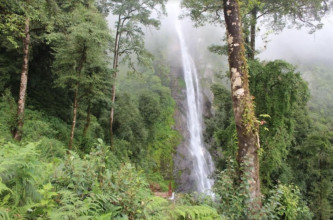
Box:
[14, 18, 30, 141]
[83, 100, 91, 137]
[69, 85, 78, 150]
[249, 8, 257, 60]
[68, 45, 87, 150]
[223, 0, 261, 215]
[110, 22, 121, 149]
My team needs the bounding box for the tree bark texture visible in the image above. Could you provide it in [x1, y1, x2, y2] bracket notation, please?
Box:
[68, 86, 78, 151]
[14, 18, 30, 141]
[68, 45, 87, 150]
[223, 0, 261, 214]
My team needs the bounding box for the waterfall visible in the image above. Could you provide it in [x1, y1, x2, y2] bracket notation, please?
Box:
[176, 23, 215, 194]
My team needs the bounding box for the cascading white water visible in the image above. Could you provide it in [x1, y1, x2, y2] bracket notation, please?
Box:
[176, 23, 215, 194]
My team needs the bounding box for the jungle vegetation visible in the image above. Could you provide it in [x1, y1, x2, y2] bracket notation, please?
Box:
[0, 0, 332, 219]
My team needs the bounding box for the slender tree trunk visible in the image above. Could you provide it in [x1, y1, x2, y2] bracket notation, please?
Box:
[69, 85, 78, 150]
[249, 8, 257, 60]
[110, 24, 121, 149]
[14, 18, 30, 141]
[223, 0, 261, 215]
[83, 100, 91, 137]
[68, 45, 87, 150]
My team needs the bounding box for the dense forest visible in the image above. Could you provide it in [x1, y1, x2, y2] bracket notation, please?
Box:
[0, 0, 332, 219]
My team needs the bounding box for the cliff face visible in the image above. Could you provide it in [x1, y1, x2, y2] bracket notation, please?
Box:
[169, 61, 194, 192]
[169, 46, 215, 192]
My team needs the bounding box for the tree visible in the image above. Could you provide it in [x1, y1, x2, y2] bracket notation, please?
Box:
[182, 0, 262, 213]
[52, 3, 111, 150]
[222, 0, 262, 214]
[182, 0, 332, 59]
[13, 17, 30, 141]
[242, 0, 332, 59]
[289, 132, 333, 219]
[1, 0, 49, 140]
[1, 0, 63, 140]
[249, 60, 310, 188]
[104, 0, 166, 148]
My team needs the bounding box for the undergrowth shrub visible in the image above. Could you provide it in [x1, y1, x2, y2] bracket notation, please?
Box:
[0, 139, 222, 220]
[0, 141, 46, 218]
[214, 159, 313, 219]
[108, 163, 151, 220]
[0, 90, 16, 140]
[37, 137, 67, 160]
[145, 196, 220, 220]
[261, 184, 313, 220]
[22, 109, 69, 142]
[0, 139, 154, 219]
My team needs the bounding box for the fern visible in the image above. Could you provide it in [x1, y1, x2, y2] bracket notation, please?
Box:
[0, 208, 10, 220]
[146, 196, 169, 214]
[49, 190, 93, 219]
[145, 196, 221, 220]
[170, 205, 221, 220]
[0, 142, 44, 207]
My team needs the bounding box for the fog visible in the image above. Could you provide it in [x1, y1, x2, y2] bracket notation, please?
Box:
[107, 0, 333, 96]
[142, 0, 333, 115]
[257, 16, 333, 68]
[145, 1, 333, 71]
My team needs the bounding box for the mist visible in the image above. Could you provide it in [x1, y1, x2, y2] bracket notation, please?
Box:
[144, 1, 333, 71]
[257, 16, 333, 68]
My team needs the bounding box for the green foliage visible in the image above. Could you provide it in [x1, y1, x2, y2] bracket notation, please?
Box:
[49, 190, 93, 219]
[0, 138, 171, 219]
[288, 132, 333, 219]
[146, 196, 220, 220]
[52, 3, 111, 89]
[0, 141, 46, 218]
[115, 54, 180, 188]
[139, 92, 161, 127]
[207, 60, 331, 219]
[22, 109, 69, 142]
[4, 0, 331, 218]
[107, 0, 167, 69]
[0, 1, 189, 220]
[213, 159, 253, 219]
[262, 184, 313, 220]
[214, 159, 312, 219]
[109, 163, 150, 219]
[167, 205, 221, 220]
[204, 83, 237, 169]
[249, 60, 310, 188]
[0, 90, 17, 140]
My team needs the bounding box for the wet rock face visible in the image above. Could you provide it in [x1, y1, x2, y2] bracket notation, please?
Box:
[169, 45, 214, 193]
[170, 63, 196, 192]
[170, 62, 195, 192]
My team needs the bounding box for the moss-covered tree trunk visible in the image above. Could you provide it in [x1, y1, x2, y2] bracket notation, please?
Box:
[14, 18, 30, 141]
[223, 0, 261, 214]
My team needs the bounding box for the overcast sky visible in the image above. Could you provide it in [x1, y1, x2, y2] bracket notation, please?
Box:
[257, 16, 333, 66]
[152, 1, 333, 68]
